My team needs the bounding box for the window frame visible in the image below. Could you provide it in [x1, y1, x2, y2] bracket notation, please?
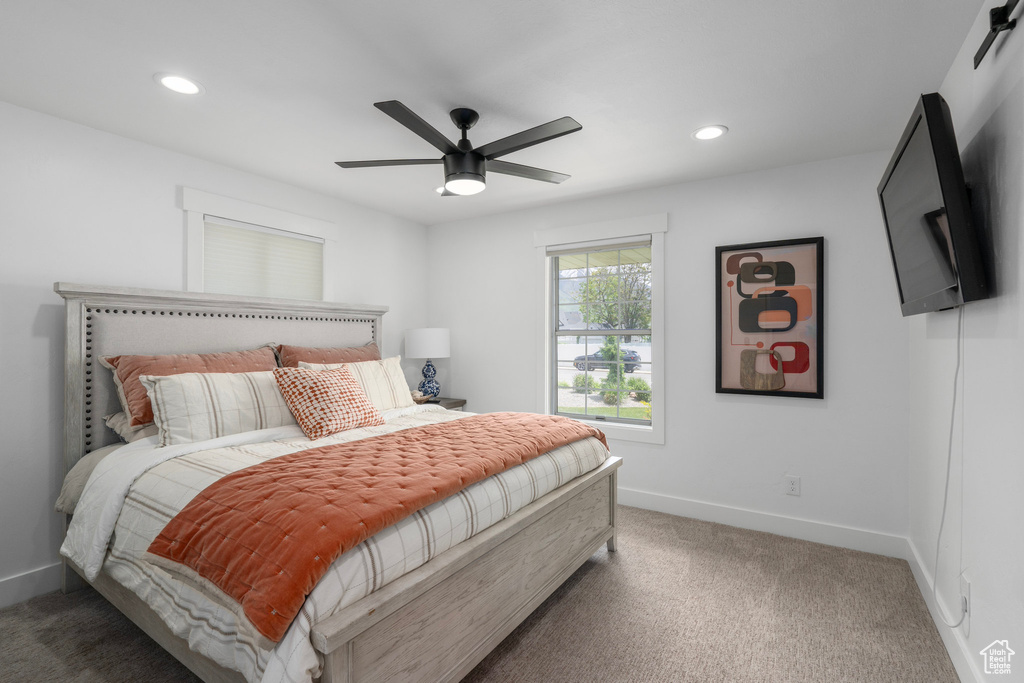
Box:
[535, 214, 666, 445]
[183, 187, 336, 300]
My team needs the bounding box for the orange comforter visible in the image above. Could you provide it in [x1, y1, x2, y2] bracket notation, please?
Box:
[146, 412, 606, 643]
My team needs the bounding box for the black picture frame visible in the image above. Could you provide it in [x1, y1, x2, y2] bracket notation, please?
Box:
[716, 237, 824, 399]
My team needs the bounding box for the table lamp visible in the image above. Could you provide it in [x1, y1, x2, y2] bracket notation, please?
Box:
[405, 328, 450, 398]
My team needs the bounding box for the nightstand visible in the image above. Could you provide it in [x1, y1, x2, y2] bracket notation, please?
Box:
[428, 397, 466, 411]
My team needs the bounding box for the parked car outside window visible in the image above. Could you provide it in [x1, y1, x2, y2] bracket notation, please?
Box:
[573, 349, 641, 372]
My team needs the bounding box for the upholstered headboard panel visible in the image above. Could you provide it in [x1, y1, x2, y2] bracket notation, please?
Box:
[55, 283, 388, 472]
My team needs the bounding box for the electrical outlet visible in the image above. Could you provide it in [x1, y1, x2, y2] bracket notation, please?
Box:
[784, 475, 801, 496]
[960, 575, 971, 633]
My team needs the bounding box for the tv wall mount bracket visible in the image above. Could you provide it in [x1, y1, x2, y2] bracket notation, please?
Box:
[974, 0, 1019, 69]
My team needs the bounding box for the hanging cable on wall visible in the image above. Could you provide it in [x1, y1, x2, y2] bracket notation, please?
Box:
[932, 305, 967, 629]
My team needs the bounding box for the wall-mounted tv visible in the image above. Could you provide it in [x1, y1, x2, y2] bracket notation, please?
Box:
[877, 92, 988, 316]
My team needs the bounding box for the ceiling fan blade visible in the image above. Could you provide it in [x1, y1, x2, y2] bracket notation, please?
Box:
[335, 159, 442, 168]
[374, 101, 460, 155]
[474, 116, 582, 160]
[487, 159, 570, 184]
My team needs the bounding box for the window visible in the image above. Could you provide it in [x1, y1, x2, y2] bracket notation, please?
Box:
[551, 241, 653, 425]
[536, 213, 665, 444]
[183, 188, 334, 301]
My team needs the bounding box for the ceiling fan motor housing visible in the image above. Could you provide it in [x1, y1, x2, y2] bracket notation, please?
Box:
[444, 152, 485, 186]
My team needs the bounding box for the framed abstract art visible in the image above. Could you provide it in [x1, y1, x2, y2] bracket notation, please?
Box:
[716, 237, 824, 399]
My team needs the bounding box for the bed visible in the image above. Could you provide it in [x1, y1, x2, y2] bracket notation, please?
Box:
[55, 282, 620, 683]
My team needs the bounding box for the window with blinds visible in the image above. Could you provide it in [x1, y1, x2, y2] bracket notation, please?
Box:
[551, 238, 653, 425]
[202, 216, 324, 301]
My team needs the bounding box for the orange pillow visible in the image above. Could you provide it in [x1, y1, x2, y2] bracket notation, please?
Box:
[277, 342, 380, 368]
[273, 366, 385, 440]
[100, 347, 278, 427]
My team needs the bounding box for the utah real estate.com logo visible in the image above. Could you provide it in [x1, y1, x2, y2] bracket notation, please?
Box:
[980, 640, 1014, 675]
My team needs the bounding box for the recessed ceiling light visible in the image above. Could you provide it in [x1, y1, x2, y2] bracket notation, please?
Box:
[155, 73, 204, 95]
[692, 125, 728, 141]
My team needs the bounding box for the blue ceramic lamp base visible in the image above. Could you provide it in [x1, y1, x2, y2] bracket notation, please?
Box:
[418, 358, 441, 397]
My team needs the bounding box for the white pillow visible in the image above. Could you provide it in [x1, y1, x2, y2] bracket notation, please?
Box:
[141, 370, 297, 447]
[104, 411, 159, 443]
[298, 356, 414, 411]
[55, 443, 124, 514]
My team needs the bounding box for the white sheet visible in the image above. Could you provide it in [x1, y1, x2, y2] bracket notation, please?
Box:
[62, 424, 307, 580]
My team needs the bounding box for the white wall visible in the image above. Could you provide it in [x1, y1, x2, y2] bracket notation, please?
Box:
[905, 6, 1024, 681]
[426, 151, 911, 551]
[0, 101, 429, 607]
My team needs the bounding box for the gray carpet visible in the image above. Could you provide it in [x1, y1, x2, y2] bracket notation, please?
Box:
[0, 506, 957, 682]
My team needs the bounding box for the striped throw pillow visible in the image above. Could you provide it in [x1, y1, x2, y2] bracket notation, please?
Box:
[298, 356, 414, 411]
[140, 371, 297, 447]
[273, 366, 385, 440]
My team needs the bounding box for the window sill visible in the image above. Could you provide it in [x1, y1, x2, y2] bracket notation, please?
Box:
[571, 418, 664, 445]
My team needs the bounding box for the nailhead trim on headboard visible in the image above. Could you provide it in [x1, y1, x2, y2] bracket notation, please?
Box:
[88, 307, 378, 322]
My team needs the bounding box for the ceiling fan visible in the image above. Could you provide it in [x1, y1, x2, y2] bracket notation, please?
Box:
[336, 101, 582, 196]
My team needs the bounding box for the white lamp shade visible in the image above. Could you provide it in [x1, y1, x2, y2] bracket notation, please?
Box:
[405, 328, 450, 359]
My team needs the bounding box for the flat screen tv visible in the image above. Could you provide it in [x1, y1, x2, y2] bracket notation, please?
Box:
[877, 92, 988, 316]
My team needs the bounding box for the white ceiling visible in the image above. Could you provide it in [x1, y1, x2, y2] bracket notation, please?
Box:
[1, 0, 983, 226]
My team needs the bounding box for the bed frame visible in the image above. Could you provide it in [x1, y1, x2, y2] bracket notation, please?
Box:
[56, 283, 620, 683]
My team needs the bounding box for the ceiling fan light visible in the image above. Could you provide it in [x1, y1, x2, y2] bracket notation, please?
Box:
[444, 176, 486, 196]
[443, 152, 486, 195]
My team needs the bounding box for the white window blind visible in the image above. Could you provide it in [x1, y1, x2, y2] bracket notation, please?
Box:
[202, 216, 324, 301]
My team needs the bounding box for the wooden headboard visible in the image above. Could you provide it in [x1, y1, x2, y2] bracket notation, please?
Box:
[54, 283, 388, 475]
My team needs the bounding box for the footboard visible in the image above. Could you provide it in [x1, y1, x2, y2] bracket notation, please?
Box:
[312, 456, 621, 683]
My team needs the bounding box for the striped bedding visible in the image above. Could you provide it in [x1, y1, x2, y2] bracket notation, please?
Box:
[66, 405, 609, 683]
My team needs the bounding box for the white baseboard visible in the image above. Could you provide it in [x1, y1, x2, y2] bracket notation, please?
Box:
[0, 562, 62, 610]
[905, 540, 983, 683]
[618, 486, 909, 558]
